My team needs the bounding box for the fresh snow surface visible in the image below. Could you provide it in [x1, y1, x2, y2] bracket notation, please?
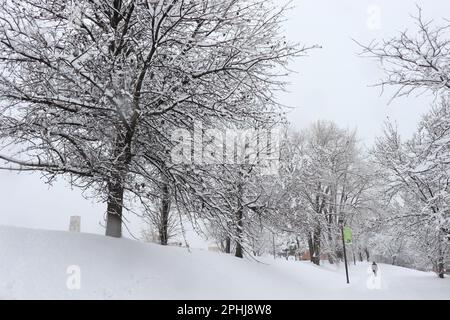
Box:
[0, 225, 449, 300]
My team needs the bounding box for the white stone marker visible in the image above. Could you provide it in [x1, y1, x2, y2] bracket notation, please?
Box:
[69, 216, 81, 232]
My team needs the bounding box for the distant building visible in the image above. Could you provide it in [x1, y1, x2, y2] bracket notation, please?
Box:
[299, 251, 328, 261]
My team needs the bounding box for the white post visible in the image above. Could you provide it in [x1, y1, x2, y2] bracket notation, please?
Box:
[69, 216, 81, 232]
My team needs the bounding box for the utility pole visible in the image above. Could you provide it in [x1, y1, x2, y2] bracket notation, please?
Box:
[339, 217, 350, 284]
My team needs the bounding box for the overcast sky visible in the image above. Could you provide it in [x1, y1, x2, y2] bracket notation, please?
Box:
[282, 0, 450, 145]
[1, 0, 450, 237]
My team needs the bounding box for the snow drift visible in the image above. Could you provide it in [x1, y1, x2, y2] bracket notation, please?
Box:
[0, 225, 449, 300]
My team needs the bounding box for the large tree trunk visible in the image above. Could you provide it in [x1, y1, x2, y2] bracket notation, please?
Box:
[312, 226, 321, 265]
[438, 239, 445, 278]
[105, 182, 124, 238]
[272, 233, 276, 259]
[105, 130, 133, 238]
[225, 236, 231, 254]
[437, 233, 446, 278]
[326, 213, 335, 264]
[308, 233, 314, 263]
[235, 177, 244, 259]
[235, 208, 244, 258]
[364, 248, 370, 262]
[235, 241, 243, 258]
[159, 181, 170, 245]
[295, 236, 301, 261]
[438, 257, 445, 279]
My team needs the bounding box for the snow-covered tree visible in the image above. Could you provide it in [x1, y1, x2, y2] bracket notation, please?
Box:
[359, 7, 450, 277]
[0, 0, 311, 237]
[359, 7, 450, 100]
[276, 122, 375, 265]
[372, 102, 450, 277]
[189, 136, 281, 258]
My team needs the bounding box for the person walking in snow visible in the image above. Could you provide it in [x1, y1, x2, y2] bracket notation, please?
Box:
[372, 262, 378, 277]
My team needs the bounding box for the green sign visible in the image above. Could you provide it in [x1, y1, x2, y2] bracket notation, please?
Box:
[344, 226, 352, 244]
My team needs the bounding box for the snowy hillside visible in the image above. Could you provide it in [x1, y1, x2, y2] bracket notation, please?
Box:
[0, 225, 449, 300]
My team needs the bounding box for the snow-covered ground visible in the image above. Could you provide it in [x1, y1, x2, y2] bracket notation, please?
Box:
[0, 225, 449, 300]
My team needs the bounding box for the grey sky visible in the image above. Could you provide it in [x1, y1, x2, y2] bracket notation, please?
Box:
[1, 0, 449, 237]
[282, 0, 450, 144]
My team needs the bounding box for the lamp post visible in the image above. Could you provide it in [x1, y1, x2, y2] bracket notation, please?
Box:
[339, 216, 350, 284]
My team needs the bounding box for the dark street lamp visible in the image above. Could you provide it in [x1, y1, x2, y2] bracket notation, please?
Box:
[339, 216, 350, 284]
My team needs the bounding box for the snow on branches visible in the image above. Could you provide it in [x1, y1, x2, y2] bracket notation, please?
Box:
[0, 0, 313, 237]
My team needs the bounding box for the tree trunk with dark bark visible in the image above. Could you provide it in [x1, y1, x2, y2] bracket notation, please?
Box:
[235, 175, 244, 259]
[105, 182, 124, 238]
[312, 226, 321, 265]
[105, 131, 133, 238]
[438, 252, 445, 279]
[364, 248, 370, 262]
[235, 242, 243, 258]
[308, 233, 314, 263]
[235, 206, 244, 258]
[326, 213, 335, 264]
[225, 236, 231, 254]
[272, 234, 276, 259]
[159, 181, 170, 245]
